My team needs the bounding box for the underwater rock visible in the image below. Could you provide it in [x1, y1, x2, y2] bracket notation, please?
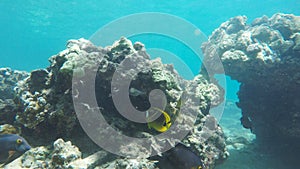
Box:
[5, 138, 81, 169]
[0, 99, 18, 124]
[28, 69, 51, 92]
[12, 37, 226, 168]
[51, 139, 82, 167]
[183, 115, 228, 167]
[68, 150, 110, 169]
[4, 139, 157, 169]
[0, 124, 19, 134]
[202, 13, 300, 144]
[98, 158, 157, 169]
[194, 75, 224, 112]
[0, 68, 28, 100]
[0, 68, 28, 124]
[15, 89, 50, 129]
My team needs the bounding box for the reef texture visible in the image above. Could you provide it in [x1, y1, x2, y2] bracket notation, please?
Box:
[202, 13, 300, 143]
[5, 138, 81, 169]
[6, 138, 156, 169]
[0, 68, 28, 124]
[3, 37, 227, 168]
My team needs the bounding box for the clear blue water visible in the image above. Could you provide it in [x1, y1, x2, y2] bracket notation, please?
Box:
[1, 0, 299, 71]
[1, 0, 299, 100]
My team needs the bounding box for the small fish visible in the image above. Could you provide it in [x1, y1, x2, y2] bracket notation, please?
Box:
[0, 134, 31, 164]
[146, 107, 172, 132]
[154, 143, 205, 169]
[129, 87, 146, 97]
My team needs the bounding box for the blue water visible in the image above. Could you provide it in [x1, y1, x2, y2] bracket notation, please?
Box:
[1, 0, 299, 100]
[1, 0, 299, 71]
[0, 2, 298, 102]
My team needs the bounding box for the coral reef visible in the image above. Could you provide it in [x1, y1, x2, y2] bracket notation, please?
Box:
[0, 68, 28, 124]
[5, 138, 81, 169]
[2, 37, 227, 168]
[15, 67, 75, 134]
[0, 68, 28, 100]
[202, 13, 300, 143]
[6, 138, 156, 169]
[0, 124, 19, 134]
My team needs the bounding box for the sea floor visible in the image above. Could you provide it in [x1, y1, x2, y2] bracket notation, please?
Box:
[215, 143, 299, 169]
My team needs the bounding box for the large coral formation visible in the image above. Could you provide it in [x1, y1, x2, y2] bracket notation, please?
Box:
[202, 13, 300, 143]
[3, 37, 227, 168]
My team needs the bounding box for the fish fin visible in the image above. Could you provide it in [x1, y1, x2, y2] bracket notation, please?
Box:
[162, 112, 171, 122]
[152, 107, 170, 120]
[147, 108, 161, 121]
[156, 126, 167, 132]
[154, 108, 172, 130]
[8, 151, 15, 159]
[147, 107, 172, 132]
[161, 111, 171, 128]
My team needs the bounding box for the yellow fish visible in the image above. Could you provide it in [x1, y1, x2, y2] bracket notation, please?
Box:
[146, 107, 172, 132]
